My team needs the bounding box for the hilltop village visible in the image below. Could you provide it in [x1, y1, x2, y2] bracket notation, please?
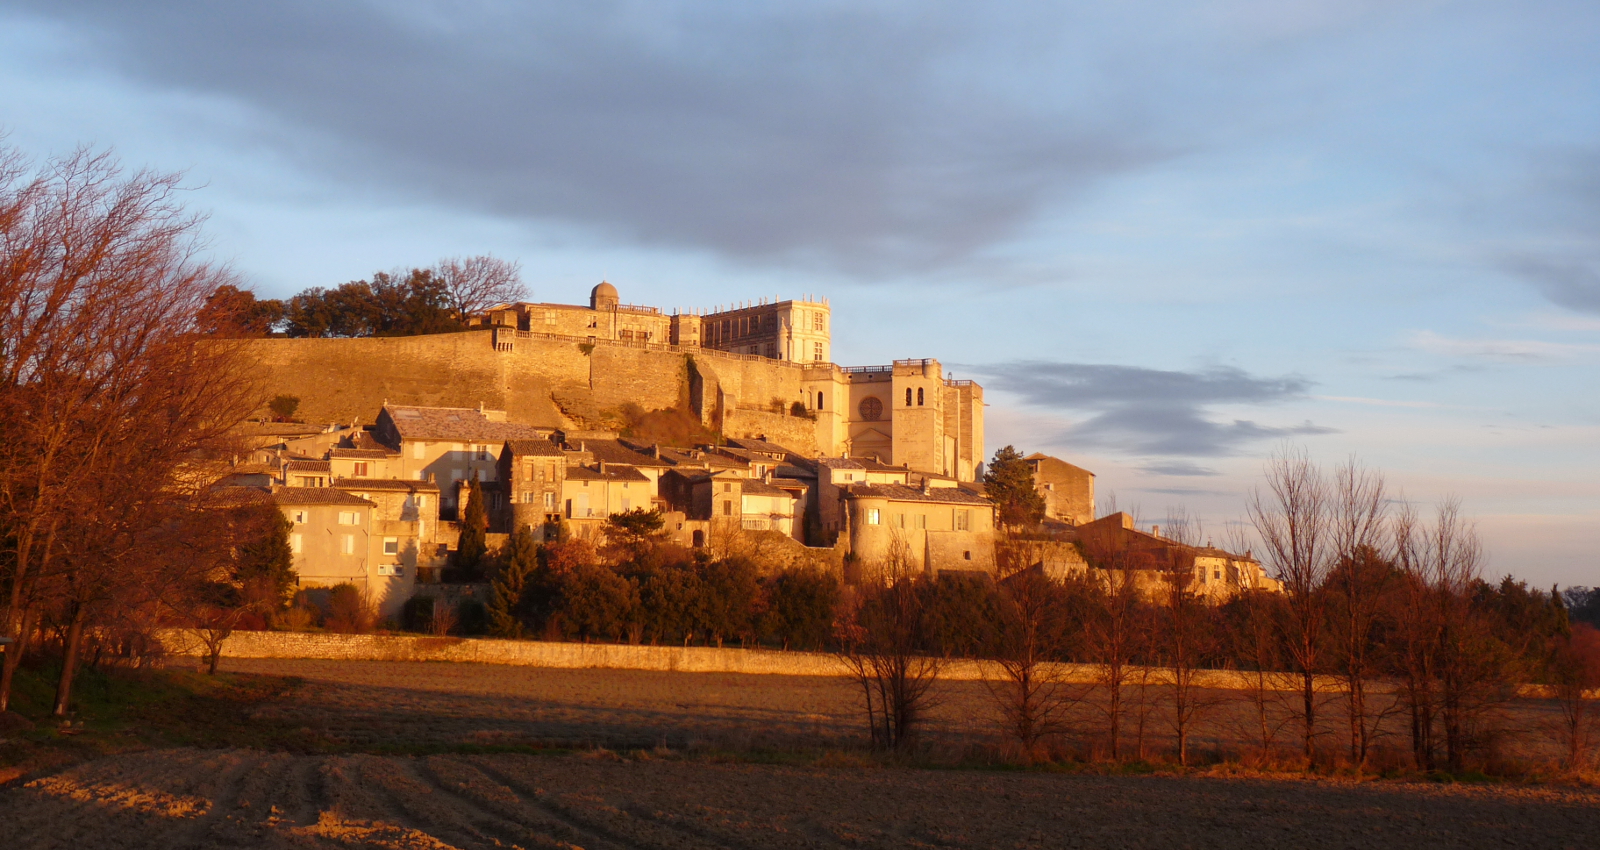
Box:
[223, 283, 1278, 618]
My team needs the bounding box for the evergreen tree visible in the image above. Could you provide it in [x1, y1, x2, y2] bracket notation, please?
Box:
[454, 478, 489, 577]
[235, 504, 297, 611]
[984, 445, 1046, 531]
[488, 525, 538, 638]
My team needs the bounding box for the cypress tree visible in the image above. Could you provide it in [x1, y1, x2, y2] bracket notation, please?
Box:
[454, 478, 489, 577]
[489, 525, 538, 638]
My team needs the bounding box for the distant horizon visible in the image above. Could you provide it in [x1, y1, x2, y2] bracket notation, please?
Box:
[2, 1, 1594, 586]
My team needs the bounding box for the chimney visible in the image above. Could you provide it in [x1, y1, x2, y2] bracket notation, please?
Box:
[1152, 524, 1160, 538]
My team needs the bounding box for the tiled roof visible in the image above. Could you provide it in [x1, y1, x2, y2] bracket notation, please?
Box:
[204, 486, 275, 508]
[583, 439, 669, 467]
[270, 487, 375, 507]
[771, 477, 810, 491]
[846, 483, 992, 506]
[565, 465, 651, 483]
[333, 478, 440, 492]
[285, 460, 332, 473]
[817, 457, 865, 470]
[343, 430, 394, 452]
[741, 480, 792, 498]
[726, 437, 796, 457]
[774, 463, 815, 479]
[504, 438, 566, 457]
[329, 448, 392, 460]
[383, 405, 551, 443]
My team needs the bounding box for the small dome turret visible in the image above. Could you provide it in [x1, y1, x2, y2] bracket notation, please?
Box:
[590, 281, 619, 311]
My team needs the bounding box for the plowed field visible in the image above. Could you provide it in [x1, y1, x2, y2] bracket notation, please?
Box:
[3, 747, 1598, 849]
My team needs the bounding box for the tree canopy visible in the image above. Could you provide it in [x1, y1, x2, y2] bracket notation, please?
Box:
[984, 445, 1045, 531]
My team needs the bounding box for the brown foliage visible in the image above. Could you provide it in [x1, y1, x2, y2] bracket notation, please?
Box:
[0, 143, 259, 712]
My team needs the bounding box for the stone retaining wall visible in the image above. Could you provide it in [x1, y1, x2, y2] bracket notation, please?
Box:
[161, 629, 1364, 691]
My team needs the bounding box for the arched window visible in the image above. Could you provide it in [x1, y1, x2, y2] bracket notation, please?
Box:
[906, 388, 913, 406]
[817, 391, 825, 410]
[917, 387, 924, 406]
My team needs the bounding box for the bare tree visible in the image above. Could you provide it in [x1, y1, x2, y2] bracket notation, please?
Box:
[985, 536, 1088, 762]
[1547, 624, 1600, 771]
[1156, 512, 1218, 767]
[1325, 459, 1400, 767]
[0, 144, 258, 712]
[1077, 522, 1146, 761]
[1248, 446, 1332, 761]
[836, 532, 942, 751]
[433, 255, 526, 321]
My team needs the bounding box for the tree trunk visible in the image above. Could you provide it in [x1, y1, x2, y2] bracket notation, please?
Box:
[53, 605, 88, 718]
[0, 607, 37, 712]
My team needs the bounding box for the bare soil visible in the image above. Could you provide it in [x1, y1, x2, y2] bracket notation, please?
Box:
[2, 747, 1598, 849]
[2, 657, 1595, 848]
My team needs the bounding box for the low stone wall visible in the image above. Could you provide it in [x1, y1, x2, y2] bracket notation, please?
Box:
[159, 629, 1361, 692]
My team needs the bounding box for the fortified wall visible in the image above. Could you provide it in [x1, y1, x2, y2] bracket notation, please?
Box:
[248, 284, 985, 479]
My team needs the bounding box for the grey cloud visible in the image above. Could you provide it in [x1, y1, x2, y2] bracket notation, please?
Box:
[4, 1, 1182, 274]
[1140, 461, 1221, 477]
[972, 361, 1332, 457]
[1508, 257, 1600, 314]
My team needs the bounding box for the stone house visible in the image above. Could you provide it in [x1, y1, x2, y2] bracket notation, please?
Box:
[370, 404, 555, 518]
[1074, 512, 1279, 601]
[1024, 453, 1096, 526]
[841, 482, 997, 579]
[272, 486, 415, 619]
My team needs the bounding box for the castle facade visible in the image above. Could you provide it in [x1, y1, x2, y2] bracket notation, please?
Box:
[475, 283, 982, 481]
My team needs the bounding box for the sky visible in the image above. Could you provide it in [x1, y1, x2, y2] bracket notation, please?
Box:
[2, 1, 1596, 586]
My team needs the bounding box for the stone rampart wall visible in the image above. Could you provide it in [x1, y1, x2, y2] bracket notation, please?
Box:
[247, 331, 818, 435]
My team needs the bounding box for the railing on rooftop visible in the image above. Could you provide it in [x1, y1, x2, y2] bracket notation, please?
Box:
[944, 379, 974, 387]
[840, 364, 892, 374]
[894, 358, 934, 367]
[614, 303, 661, 315]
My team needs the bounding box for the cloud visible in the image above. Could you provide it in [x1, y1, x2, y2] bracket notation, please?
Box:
[1, 1, 1192, 275]
[1140, 461, 1222, 477]
[1408, 330, 1600, 361]
[971, 361, 1331, 457]
[1507, 257, 1600, 314]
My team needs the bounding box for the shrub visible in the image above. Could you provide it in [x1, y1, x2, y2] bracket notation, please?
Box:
[324, 583, 375, 634]
[762, 568, 841, 650]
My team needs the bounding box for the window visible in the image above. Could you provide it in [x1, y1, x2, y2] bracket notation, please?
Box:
[545, 461, 557, 480]
[843, 473, 853, 481]
[292, 510, 307, 524]
[723, 482, 732, 493]
[963, 550, 972, 560]
[413, 442, 425, 459]
[723, 500, 733, 516]
[906, 388, 913, 406]
[523, 492, 535, 503]
[858, 396, 883, 421]
[813, 341, 823, 361]
[544, 311, 556, 326]
[413, 470, 425, 481]
[353, 461, 369, 477]
[867, 508, 881, 525]
[383, 538, 399, 555]
[337, 511, 359, 525]
[378, 564, 404, 577]
[416, 494, 427, 508]
[817, 392, 825, 410]
[764, 343, 777, 358]
[290, 534, 303, 554]
[917, 388, 924, 406]
[895, 513, 905, 528]
[477, 445, 490, 461]
[813, 312, 825, 332]
[621, 497, 631, 512]
[955, 509, 970, 531]
[916, 514, 927, 530]
[340, 534, 355, 555]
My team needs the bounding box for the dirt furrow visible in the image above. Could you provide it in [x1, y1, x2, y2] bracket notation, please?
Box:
[417, 754, 614, 850]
